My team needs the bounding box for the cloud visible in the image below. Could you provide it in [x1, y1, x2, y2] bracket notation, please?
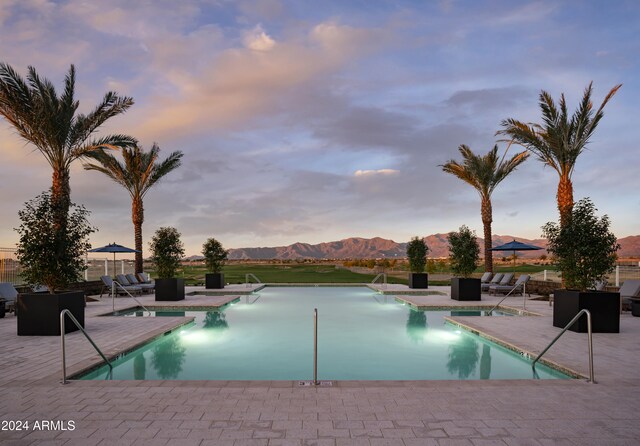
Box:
[243, 25, 276, 51]
[354, 169, 399, 177]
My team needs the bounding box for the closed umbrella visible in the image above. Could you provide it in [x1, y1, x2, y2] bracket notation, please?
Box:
[490, 240, 543, 271]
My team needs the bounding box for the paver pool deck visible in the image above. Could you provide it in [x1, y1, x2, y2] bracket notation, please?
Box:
[1, 284, 639, 445]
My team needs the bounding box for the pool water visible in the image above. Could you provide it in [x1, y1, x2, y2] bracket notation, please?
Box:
[80, 287, 568, 381]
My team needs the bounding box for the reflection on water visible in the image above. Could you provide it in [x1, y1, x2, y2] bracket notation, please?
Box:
[203, 311, 229, 330]
[480, 344, 491, 379]
[133, 353, 146, 380]
[447, 335, 480, 379]
[406, 309, 427, 343]
[151, 336, 186, 379]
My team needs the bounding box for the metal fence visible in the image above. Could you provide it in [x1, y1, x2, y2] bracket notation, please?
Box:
[531, 265, 640, 286]
[0, 247, 135, 285]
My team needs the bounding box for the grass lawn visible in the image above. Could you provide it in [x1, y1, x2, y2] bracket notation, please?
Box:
[149, 264, 410, 286]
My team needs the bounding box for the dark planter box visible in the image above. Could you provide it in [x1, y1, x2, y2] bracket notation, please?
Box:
[0, 300, 5, 318]
[205, 273, 225, 289]
[408, 273, 428, 289]
[155, 278, 185, 301]
[451, 278, 481, 301]
[632, 300, 640, 317]
[17, 290, 85, 336]
[553, 289, 620, 333]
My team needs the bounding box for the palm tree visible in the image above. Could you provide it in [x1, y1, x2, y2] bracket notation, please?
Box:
[498, 82, 621, 226]
[0, 63, 135, 231]
[441, 145, 529, 273]
[84, 144, 183, 273]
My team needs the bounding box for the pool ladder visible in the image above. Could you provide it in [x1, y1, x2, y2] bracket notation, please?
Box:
[245, 273, 262, 288]
[371, 273, 387, 289]
[60, 309, 112, 384]
[531, 309, 595, 383]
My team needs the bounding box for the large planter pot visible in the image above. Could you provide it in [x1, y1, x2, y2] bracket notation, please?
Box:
[451, 278, 481, 301]
[408, 273, 428, 289]
[205, 273, 225, 289]
[17, 290, 85, 336]
[553, 289, 620, 333]
[632, 300, 640, 317]
[0, 300, 5, 318]
[155, 278, 185, 301]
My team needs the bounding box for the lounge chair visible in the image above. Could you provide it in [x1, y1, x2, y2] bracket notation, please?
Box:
[480, 272, 493, 284]
[101, 275, 142, 297]
[481, 273, 504, 292]
[125, 274, 155, 293]
[619, 280, 640, 311]
[0, 282, 18, 314]
[115, 274, 147, 295]
[489, 274, 530, 296]
[137, 272, 154, 285]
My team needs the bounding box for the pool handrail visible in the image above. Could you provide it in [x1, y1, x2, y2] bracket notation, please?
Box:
[487, 280, 528, 314]
[112, 281, 150, 316]
[245, 273, 262, 288]
[371, 273, 387, 289]
[531, 309, 594, 383]
[60, 309, 113, 384]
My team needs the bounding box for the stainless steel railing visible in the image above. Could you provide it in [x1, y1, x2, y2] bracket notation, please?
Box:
[245, 273, 262, 288]
[313, 308, 318, 385]
[531, 309, 595, 383]
[60, 309, 113, 384]
[112, 281, 150, 316]
[371, 273, 387, 289]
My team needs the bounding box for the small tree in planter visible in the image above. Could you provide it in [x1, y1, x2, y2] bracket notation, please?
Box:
[406, 237, 429, 288]
[543, 198, 620, 332]
[447, 225, 481, 300]
[150, 227, 185, 301]
[203, 238, 228, 289]
[15, 192, 96, 335]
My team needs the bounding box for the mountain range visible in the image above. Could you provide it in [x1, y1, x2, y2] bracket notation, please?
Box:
[206, 235, 640, 260]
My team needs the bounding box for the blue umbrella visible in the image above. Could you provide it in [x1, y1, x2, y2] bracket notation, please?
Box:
[89, 243, 140, 278]
[490, 240, 543, 271]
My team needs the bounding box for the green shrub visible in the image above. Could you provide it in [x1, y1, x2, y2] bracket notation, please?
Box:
[202, 238, 228, 273]
[447, 225, 480, 278]
[406, 237, 428, 273]
[149, 227, 185, 279]
[15, 192, 96, 293]
[542, 198, 619, 291]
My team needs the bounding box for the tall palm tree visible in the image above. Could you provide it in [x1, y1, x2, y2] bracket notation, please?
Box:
[0, 63, 135, 231]
[84, 144, 183, 273]
[441, 145, 529, 273]
[498, 82, 621, 226]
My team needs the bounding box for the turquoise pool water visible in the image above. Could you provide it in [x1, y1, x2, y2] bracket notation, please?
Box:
[80, 287, 568, 381]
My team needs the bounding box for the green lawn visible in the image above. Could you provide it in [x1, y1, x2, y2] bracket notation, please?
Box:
[146, 263, 558, 286]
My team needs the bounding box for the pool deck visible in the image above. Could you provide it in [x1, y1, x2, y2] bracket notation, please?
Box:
[1, 284, 639, 445]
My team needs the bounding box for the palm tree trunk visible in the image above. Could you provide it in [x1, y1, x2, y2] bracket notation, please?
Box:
[51, 167, 71, 231]
[132, 196, 144, 274]
[481, 197, 493, 273]
[557, 174, 574, 227]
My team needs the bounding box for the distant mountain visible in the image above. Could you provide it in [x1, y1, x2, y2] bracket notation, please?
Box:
[226, 235, 640, 260]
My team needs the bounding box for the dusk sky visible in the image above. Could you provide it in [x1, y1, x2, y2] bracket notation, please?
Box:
[0, 0, 638, 256]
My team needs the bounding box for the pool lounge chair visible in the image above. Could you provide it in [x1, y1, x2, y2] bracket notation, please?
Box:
[481, 273, 504, 292]
[115, 274, 147, 295]
[0, 282, 18, 314]
[125, 274, 155, 293]
[137, 272, 154, 285]
[489, 274, 530, 296]
[619, 280, 640, 311]
[101, 275, 142, 297]
[480, 272, 493, 284]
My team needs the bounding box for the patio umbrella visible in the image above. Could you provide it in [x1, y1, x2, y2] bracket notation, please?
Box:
[490, 240, 543, 271]
[89, 242, 140, 278]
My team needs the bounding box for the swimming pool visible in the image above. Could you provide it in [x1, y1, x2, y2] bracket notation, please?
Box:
[80, 287, 568, 381]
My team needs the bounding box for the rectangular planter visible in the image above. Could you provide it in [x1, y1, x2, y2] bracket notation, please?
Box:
[155, 278, 185, 301]
[408, 273, 428, 289]
[205, 273, 225, 289]
[0, 300, 5, 318]
[632, 300, 640, 317]
[553, 289, 620, 333]
[451, 278, 481, 301]
[17, 290, 85, 336]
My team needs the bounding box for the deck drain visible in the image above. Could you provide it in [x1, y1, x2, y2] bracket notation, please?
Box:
[298, 381, 333, 387]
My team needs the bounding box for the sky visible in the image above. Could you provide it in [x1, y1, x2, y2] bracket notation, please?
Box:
[0, 0, 639, 257]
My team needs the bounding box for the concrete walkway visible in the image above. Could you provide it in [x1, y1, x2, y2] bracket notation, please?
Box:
[1, 284, 639, 445]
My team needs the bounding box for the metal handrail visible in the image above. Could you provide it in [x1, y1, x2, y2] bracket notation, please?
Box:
[61, 309, 113, 384]
[245, 273, 261, 288]
[313, 308, 318, 385]
[112, 281, 150, 316]
[487, 281, 528, 314]
[531, 309, 595, 383]
[371, 273, 387, 289]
